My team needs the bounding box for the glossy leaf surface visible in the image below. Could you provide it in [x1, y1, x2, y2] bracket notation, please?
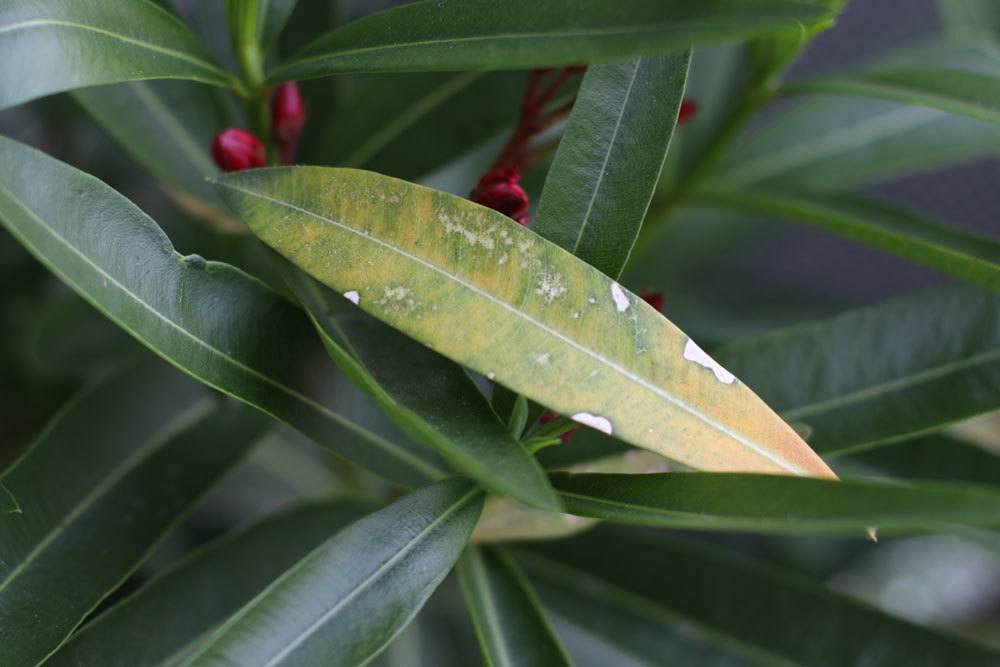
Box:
[699, 190, 1000, 291]
[270, 0, 827, 82]
[0, 482, 16, 515]
[0, 0, 233, 110]
[0, 360, 265, 667]
[0, 136, 442, 487]
[785, 68, 1000, 125]
[520, 529, 1000, 666]
[283, 266, 560, 510]
[73, 80, 233, 223]
[49, 501, 370, 667]
[182, 480, 483, 667]
[551, 471, 1000, 534]
[218, 167, 833, 478]
[714, 96, 1000, 189]
[716, 287, 1000, 455]
[533, 52, 690, 279]
[457, 546, 572, 667]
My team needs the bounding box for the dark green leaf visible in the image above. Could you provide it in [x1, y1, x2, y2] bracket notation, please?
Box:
[311, 71, 530, 181]
[270, 0, 828, 82]
[551, 471, 1000, 534]
[73, 80, 234, 224]
[0, 0, 234, 110]
[519, 529, 1000, 666]
[844, 434, 1000, 487]
[0, 359, 266, 667]
[715, 287, 1000, 455]
[282, 266, 560, 511]
[457, 546, 572, 667]
[696, 190, 1000, 291]
[181, 480, 483, 667]
[533, 52, 690, 279]
[0, 135, 443, 487]
[48, 501, 371, 667]
[260, 0, 300, 51]
[784, 69, 1000, 125]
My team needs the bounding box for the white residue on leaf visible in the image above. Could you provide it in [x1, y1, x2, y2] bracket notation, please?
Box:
[571, 412, 613, 435]
[487, 372, 496, 380]
[536, 352, 551, 365]
[611, 282, 629, 312]
[343, 290, 360, 305]
[683, 339, 735, 384]
[535, 273, 567, 301]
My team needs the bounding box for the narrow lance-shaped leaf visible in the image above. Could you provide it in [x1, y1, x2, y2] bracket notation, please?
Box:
[843, 434, 1000, 487]
[218, 166, 834, 478]
[48, 501, 371, 667]
[783, 68, 1000, 125]
[282, 264, 560, 511]
[269, 0, 827, 82]
[181, 480, 483, 667]
[696, 189, 1000, 292]
[533, 51, 691, 279]
[259, 0, 300, 51]
[0, 359, 267, 667]
[0, 0, 235, 110]
[457, 546, 572, 667]
[518, 529, 1000, 666]
[73, 80, 236, 226]
[715, 286, 1000, 455]
[551, 471, 1000, 535]
[0, 136, 444, 487]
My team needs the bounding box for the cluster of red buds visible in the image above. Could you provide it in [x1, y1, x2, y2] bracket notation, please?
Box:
[471, 68, 699, 226]
[211, 82, 306, 172]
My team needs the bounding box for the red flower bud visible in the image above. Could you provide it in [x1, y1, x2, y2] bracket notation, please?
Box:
[271, 82, 306, 164]
[678, 99, 699, 125]
[471, 168, 530, 225]
[639, 289, 664, 313]
[211, 128, 266, 172]
[540, 410, 580, 443]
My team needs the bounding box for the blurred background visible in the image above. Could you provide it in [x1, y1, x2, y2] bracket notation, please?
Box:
[1, 0, 998, 663]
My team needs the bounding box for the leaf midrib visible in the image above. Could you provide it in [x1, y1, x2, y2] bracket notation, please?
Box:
[0, 182, 443, 481]
[221, 182, 804, 475]
[467, 549, 514, 667]
[0, 19, 228, 82]
[275, 15, 794, 75]
[568, 59, 641, 256]
[782, 348, 1000, 420]
[256, 487, 480, 666]
[0, 398, 214, 594]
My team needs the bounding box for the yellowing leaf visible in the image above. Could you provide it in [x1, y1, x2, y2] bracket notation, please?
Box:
[217, 167, 834, 479]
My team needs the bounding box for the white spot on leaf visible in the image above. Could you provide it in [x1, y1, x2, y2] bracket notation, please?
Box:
[343, 290, 360, 305]
[536, 352, 551, 365]
[611, 283, 629, 312]
[487, 372, 496, 380]
[535, 273, 567, 302]
[571, 412, 613, 435]
[683, 339, 735, 384]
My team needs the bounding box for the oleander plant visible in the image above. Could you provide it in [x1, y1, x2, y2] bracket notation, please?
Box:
[2, 0, 1000, 665]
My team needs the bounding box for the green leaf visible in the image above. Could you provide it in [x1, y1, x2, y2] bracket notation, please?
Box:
[551, 471, 1000, 535]
[715, 287, 1000, 456]
[217, 167, 834, 478]
[269, 0, 828, 82]
[713, 96, 1000, 189]
[0, 482, 16, 515]
[457, 546, 572, 667]
[532, 52, 690, 279]
[73, 80, 234, 224]
[312, 71, 529, 180]
[281, 265, 560, 511]
[259, 0, 299, 51]
[0, 359, 266, 667]
[0, 0, 234, 110]
[181, 480, 483, 667]
[696, 190, 1000, 291]
[520, 530, 1000, 666]
[0, 135, 443, 487]
[48, 501, 370, 667]
[784, 68, 1000, 125]
[844, 434, 1000, 487]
